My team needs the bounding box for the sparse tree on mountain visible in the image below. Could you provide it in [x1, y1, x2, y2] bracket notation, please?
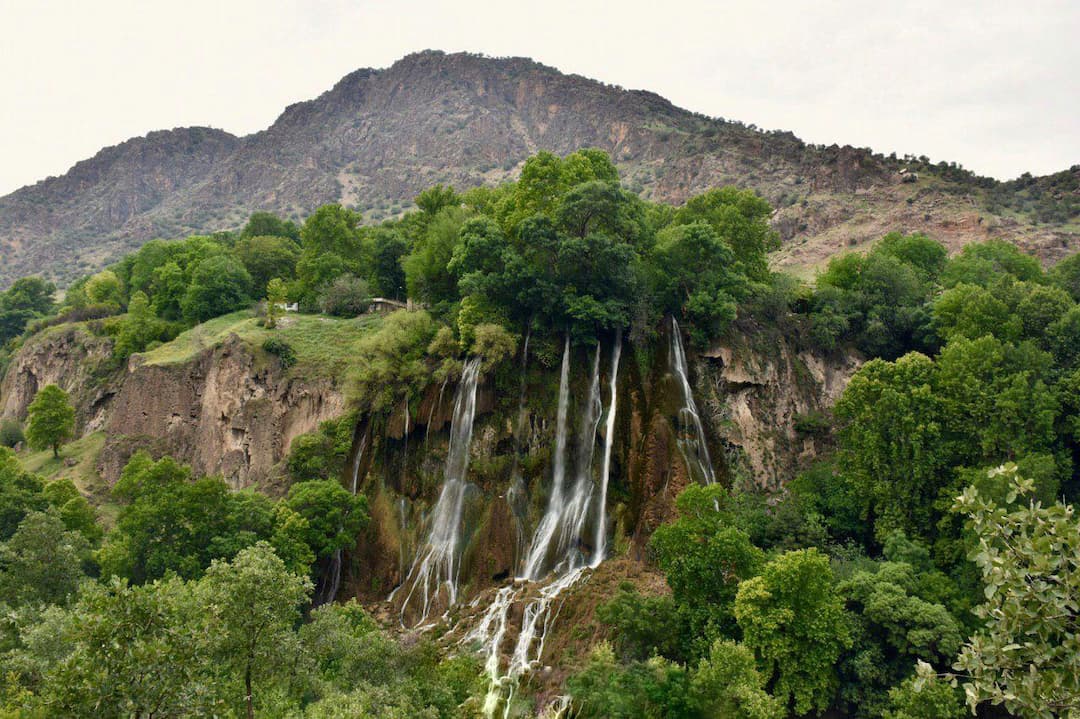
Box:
[25, 384, 76, 458]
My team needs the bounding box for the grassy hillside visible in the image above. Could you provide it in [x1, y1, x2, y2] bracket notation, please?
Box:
[140, 310, 382, 380]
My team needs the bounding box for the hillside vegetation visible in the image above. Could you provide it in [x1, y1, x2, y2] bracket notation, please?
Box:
[0, 149, 1077, 717]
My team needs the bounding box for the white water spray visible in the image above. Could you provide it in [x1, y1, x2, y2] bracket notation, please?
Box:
[471, 336, 621, 718]
[322, 424, 367, 605]
[393, 357, 483, 626]
[519, 336, 573, 580]
[594, 328, 621, 564]
[670, 317, 715, 484]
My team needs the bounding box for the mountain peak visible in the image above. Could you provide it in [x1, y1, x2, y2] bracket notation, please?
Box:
[0, 52, 1076, 287]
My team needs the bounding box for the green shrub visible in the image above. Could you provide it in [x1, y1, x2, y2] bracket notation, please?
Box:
[319, 275, 371, 317]
[0, 419, 25, 448]
[262, 337, 297, 369]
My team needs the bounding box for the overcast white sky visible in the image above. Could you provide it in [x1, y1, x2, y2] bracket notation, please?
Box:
[1, 0, 1077, 196]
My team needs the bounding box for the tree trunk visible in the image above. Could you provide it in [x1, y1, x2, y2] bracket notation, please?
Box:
[52, 443, 59, 458]
[245, 663, 254, 719]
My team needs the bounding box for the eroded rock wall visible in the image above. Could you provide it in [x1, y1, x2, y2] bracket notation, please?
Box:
[100, 335, 344, 489]
[350, 327, 861, 608]
[0, 325, 115, 431]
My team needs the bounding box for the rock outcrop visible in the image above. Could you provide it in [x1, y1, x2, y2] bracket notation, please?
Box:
[0, 327, 345, 489]
[0, 324, 115, 431]
[100, 335, 344, 489]
[349, 326, 860, 607]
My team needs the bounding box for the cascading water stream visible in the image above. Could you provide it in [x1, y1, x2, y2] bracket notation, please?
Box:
[471, 336, 620, 718]
[670, 317, 716, 484]
[521, 341, 602, 579]
[321, 425, 368, 605]
[392, 357, 483, 627]
[594, 328, 621, 564]
[519, 336, 573, 581]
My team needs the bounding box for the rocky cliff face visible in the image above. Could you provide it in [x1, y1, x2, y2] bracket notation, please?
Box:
[1, 50, 1075, 287]
[0, 324, 116, 431]
[99, 335, 345, 489]
[699, 332, 860, 490]
[0, 328, 345, 488]
[344, 325, 860, 612]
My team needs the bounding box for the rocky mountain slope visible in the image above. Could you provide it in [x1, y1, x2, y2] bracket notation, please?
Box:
[0, 314, 353, 490]
[1, 50, 1076, 287]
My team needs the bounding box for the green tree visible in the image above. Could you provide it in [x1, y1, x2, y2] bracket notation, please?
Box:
[876, 232, 948, 280]
[242, 211, 300, 241]
[319, 275, 371, 317]
[42, 478, 102, 544]
[98, 452, 277, 582]
[690, 640, 784, 719]
[15, 575, 211, 716]
[112, 290, 164, 360]
[932, 283, 1020, 342]
[0, 448, 46, 539]
[837, 560, 963, 716]
[149, 260, 188, 320]
[265, 277, 288, 329]
[734, 548, 852, 715]
[596, 584, 685, 662]
[199, 543, 312, 719]
[1050, 251, 1080, 302]
[283, 480, 368, 560]
[0, 277, 57, 343]
[181, 255, 253, 323]
[654, 221, 740, 345]
[347, 310, 438, 411]
[673, 187, 777, 282]
[568, 643, 694, 719]
[948, 464, 1080, 716]
[883, 675, 964, 719]
[403, 206, 468, 309]
[0, 419, 24, 448]
[0, 511, 88, 606]
[2, 277, 56, 316]
[84, 269, 125, 309]
[649, 485, 765, 658]
[235, 235, 300, 298]
[414, 184, 460, 216]
[834, 353, 947, 538]
[941, 239, 1045, 288]
[301, 205, 363, 260]
[25, 384, 75, 458]
[364, 227, 408, 299]
[1016, 283, 1073, 339]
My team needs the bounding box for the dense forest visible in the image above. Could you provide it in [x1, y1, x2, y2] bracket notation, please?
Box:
[0, 149, 1078, 718]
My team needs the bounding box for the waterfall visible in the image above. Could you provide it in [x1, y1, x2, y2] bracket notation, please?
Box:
[393, 357, 483, 627]
[466, 585, 521, 716]
[520, 338, 606, 580]
[594, 328, 621, 564]
[519, 336, 573, 580]
[553, 343, 603, 572]
[425, 377, 448, 450]
[349, 429, 367, 495]
[508, 563, 590, 680]
[320, 422, 368, 606]
[670, 317, 716, 484]
[470, 336, 620, 718]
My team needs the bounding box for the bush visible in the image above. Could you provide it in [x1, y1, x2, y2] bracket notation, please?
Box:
[0, 419, 25, 448]
[319, 275, 371, 317]
[793, 411, 831, 436]
[470, 323, 517, 372]
[262, 338, 297, 369]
